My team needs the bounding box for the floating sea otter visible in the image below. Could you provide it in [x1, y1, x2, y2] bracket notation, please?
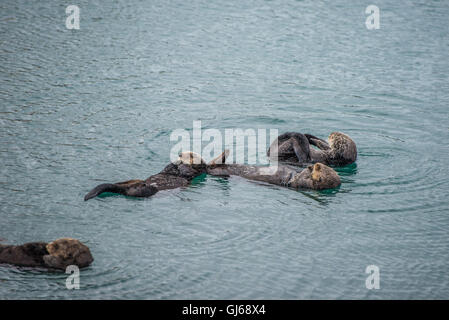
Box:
[84, 151, 227, 201]
[0, 238, 93, 270]
[84, 150, 340, 201]
[267, 132, 357, 166]
[207, 162, 341, 190]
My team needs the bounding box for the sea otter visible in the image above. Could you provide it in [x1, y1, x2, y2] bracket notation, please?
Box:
[207, 162, 341, 190]
[84, 151, 227, 201]
[267, 131, 357, 166]
[0, 238, 93, 270]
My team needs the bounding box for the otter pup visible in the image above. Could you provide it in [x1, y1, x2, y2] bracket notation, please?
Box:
[84, 151, 227, 201]
[0, 238, 93, 270]
[207, 162, 341, 190]
[267, 132, 357, 166]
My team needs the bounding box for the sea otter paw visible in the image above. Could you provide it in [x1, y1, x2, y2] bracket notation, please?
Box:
[280, 177, 290, 187]
[208, 149, 230, 165]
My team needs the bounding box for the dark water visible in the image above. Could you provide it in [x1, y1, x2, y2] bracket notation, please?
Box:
[1, 0, 448, 299]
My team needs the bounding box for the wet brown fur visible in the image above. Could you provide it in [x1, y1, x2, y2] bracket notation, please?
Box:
[84, 151, 210, 200]
[268, 131, 357, 166]
[0, 238, 93, 270]
[207, 162, 340, 190]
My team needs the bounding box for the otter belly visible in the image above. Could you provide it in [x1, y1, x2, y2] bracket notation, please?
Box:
[146, 174, 190, 191]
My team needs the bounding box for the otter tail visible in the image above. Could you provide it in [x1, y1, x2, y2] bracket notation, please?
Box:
[84, 183, 125, 201]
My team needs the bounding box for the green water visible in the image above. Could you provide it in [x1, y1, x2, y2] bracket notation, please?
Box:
[0, 0, 448, 299]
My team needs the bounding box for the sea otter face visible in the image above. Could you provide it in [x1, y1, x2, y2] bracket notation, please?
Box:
[290, 163, 340, 190]
[328, 132, 357, 164]
[310, 163, 341, 189]
[43, 238, 93, 270]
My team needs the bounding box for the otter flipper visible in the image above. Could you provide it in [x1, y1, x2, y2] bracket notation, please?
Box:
[208, 149, 230, 165]
[268, 132, 311, 163]
[84, 180, 159, 201]
[289, 133, 311, 163]
[267, 132, 295, 158]
[84, 183, 127, 201]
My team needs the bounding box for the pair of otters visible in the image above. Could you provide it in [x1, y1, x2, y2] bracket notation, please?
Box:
[0, 132, 356, 271]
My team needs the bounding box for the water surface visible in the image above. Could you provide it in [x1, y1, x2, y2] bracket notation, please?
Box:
[1, 0, 448, 299]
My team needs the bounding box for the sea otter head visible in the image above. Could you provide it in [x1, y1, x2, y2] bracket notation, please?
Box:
[310, 163, 341, 189]
[290, 163, 340, 190]
[43, 238, 93, 270]
[328, 132, 357, 165]
[176, 151, 206, 165]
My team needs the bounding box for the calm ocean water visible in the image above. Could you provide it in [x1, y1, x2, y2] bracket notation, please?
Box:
[1, 0, 448, 299]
